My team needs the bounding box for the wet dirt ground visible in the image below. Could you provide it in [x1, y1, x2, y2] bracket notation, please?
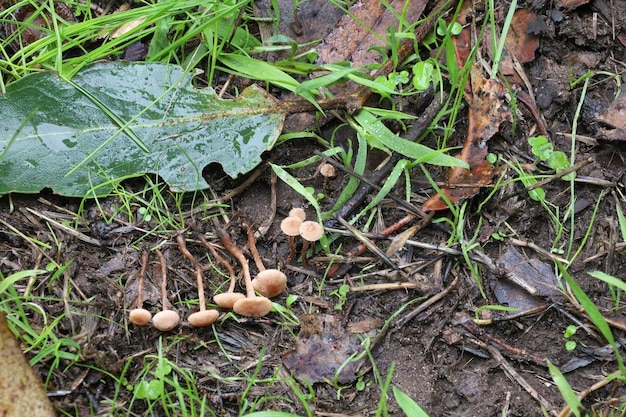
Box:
[1, 0, 626, 416]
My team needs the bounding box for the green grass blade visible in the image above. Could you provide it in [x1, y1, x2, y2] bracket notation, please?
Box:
[547, 360, 583, 417]
[560, 265, 626, 374]
[0, 270, 47, 295]
[393, 386, 429, 417]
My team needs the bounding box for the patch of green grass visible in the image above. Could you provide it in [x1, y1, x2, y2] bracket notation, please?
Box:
[0, 267, 81, 386]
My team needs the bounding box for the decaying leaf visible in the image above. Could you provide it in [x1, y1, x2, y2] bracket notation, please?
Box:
[490, 246, 563, 312]
[597, 87, 626, 140]
[316, 0, 428, 68]
[0, 312, 56, 417]
[423, 64, 512, 211]
[498, 9, 541, 85]
[0, 62, 285, 197]
[283, 313, 377, 384]
[557, 0, 591, 10]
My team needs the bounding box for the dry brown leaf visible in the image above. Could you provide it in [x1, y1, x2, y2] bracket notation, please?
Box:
[0, 312, 56, 417]
[423, 64, 512, 211]
[316, 0, 428, 68]
[597, 87, 626, 139]
[557, 0, 590, 10]
[283, 314, 376, 384]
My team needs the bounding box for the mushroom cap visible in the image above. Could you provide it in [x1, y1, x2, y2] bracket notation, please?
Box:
[129, 308, 152, 326]
[213, 292, 246, 309]
[233, 297, 273, 318]
[299, 220, 324, 242]
[188, 309, 219, 327]
[252, 269, 287, 298]
[280, 216, 302, 236]
[152, 310, 180, 331]
[320, 163, 336, 178]
[288, 207, 307, 222]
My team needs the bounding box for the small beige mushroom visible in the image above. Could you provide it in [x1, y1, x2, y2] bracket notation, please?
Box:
[299, 220, 324, 264]
[245, 223, 287, 298]
[320, 163, 336, 179]
[216, 227, 273, 318]
[129, 251, 152, 326]
[177, 233, 220, 327]
[253, 269, 287, 298]
[281, 215, 302, 263]
[151, 249, 180, 332]
[288, 207, 307, 222]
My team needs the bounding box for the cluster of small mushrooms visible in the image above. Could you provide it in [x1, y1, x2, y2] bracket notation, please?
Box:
[128, 209, 324, 331]
[280, 208, 324, 264]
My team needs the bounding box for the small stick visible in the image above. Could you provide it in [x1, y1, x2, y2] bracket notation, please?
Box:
[349, 282, 428, 292]
[482, 341, 557, 413]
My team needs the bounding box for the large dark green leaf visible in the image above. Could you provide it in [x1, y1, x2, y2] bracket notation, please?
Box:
[0, 62, 285, 197]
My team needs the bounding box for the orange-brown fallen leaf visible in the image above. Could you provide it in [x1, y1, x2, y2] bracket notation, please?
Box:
[423, 64, 512, 211]
[597, 87, 626, 140]
[0, 312, 56, 417]
[450, 5, 540, 86]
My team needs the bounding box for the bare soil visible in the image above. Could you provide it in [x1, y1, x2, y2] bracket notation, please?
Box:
[1, 0, 626, 416]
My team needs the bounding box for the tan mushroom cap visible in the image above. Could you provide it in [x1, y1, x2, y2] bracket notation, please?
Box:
[320, 163, 336, 178]
[280, 216, 302, 236]
[129, 308, 152, 326]
[299, 220, 324, 242]
[188, 309, 219, 327]
[233, 296, 273, 318]
[213, 292, 246, 309]
[252, 269, 287, 298]
[152, 310, 180, 331]
[288, 207, 307, 222]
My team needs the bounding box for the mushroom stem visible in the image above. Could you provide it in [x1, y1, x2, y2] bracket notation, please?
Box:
[155, 249, 169, 311]
[287, 236, 296, 263]
[245, 222, 266, 272]
[177, 233, 220, 326]
[198, 234, 246, 308]
[216, 227, 255, 298]
[137, 250, 149, 309]
[177, 233, 207, 309]
[151, 249, 180, 331]
[198, 234, 238, 293]
[128, 250, 152, 326]
[301, 240, 311, 264]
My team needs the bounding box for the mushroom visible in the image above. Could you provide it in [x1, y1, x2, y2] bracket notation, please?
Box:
[288, 207, 307, 222]
[151, 249, 180, 332]
[245, 223, 287, 298]
[216, 226, 272, 318]
[299, 220, 324, 264]
[197, 234, 245, 309]
[280, 215, 302, 263]
[320, 163, 336, 178]
[320, 163, 337, 189]
[128, 250, 152, 326]
[176, 233, 219, 327]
